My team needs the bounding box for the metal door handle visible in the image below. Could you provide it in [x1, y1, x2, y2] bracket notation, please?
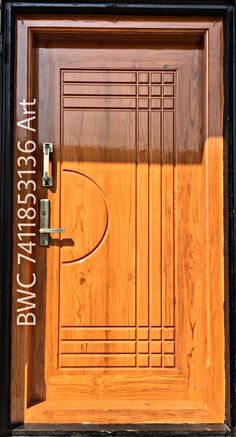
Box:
[39, 228, 64, 234]
[39, 199, 64, 246]
[42, 142, 53, 187]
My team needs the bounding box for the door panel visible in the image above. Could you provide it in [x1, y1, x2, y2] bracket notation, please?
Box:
[12, 16, 224, 424]
[60, 69, 176, 367]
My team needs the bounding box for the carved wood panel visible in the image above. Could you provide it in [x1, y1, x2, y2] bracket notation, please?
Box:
[59, 69, 176, 369]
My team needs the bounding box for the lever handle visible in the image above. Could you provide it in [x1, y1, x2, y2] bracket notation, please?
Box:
[39, 228, 64, 233]
[40, 199, 64, 246]
[42, 142, 53, 187]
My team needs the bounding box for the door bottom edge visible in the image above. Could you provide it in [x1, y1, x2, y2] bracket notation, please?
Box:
[8, 422, 229, 434]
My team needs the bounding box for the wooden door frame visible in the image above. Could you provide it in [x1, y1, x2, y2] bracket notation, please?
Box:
[0, 0, 235, 435]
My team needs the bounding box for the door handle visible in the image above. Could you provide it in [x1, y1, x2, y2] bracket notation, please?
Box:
[39, 199, 64, 246]
[42, 142, 53, 187]
[39, 228, 64, 234]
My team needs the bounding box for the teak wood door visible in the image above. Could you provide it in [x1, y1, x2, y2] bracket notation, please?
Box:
[12, 16, 225, 424]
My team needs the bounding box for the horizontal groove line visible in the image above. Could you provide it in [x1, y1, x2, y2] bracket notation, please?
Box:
[62, 82, 174, 85]
[61, 326, 136, 329]
[60, 352, 174, 355]
[60, 350, 137, 353]
[63, 82, 137, 84]
[63, 94, 175, 97]
[61, 338, 137, 343]
[59, 366, 138, 369]
[58, 366, 177, 370]
[60, 326, 173, 329]
[63, 82, 137, 85]
[63, 95, 175, 98]
[60, 353, 136, 357]
[63, 107, 137, 110]
[63, 81, 137, 85]
[62, 68, 176, 70]
[64, 96, 137, 99]
[60, 339, 173, 342]
[62, 107, 175, 111]
[63, 94, 137, 97]
[61, 339, 137, 342]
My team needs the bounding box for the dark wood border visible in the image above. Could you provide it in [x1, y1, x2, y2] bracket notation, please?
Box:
[0, 1, 235, 436]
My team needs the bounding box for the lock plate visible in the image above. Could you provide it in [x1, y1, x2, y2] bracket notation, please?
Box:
[40, 199, 50, 246]
[39, 199, 64, 246]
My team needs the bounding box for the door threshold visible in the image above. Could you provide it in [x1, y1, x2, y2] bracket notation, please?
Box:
[8, 423, 230, 436]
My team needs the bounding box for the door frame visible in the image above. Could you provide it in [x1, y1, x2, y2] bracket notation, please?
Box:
[0, 0, 235, 435]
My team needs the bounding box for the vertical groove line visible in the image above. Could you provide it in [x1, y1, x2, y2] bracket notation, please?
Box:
[58, 69, 63, 370]
[135, 71, 139, 367]
[173, 71, 178, 366]
[173, 72, 176, 329]
[148, 72, 151, 366]
[161, 75, 164, 331]
[161, 74, 164, 366]
[205, 32, 211, 366]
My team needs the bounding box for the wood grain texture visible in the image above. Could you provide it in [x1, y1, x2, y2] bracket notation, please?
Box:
[11, 15, 224, 424]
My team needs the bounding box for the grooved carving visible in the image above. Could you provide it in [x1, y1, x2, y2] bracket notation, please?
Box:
[61, 170, 109, 264]
[60, 69, 176, 369]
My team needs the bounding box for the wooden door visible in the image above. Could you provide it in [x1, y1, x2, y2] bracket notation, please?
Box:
[12, 16, 225, 424]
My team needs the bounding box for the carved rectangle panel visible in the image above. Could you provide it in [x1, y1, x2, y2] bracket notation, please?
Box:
[63, 97, 137, 108]
[60, 70, 176, 369]
[63, 84, 137, 96]
[63, 71, 137, 83]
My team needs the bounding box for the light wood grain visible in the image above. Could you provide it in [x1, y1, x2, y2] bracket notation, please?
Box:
[11, 15, 224, 424]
